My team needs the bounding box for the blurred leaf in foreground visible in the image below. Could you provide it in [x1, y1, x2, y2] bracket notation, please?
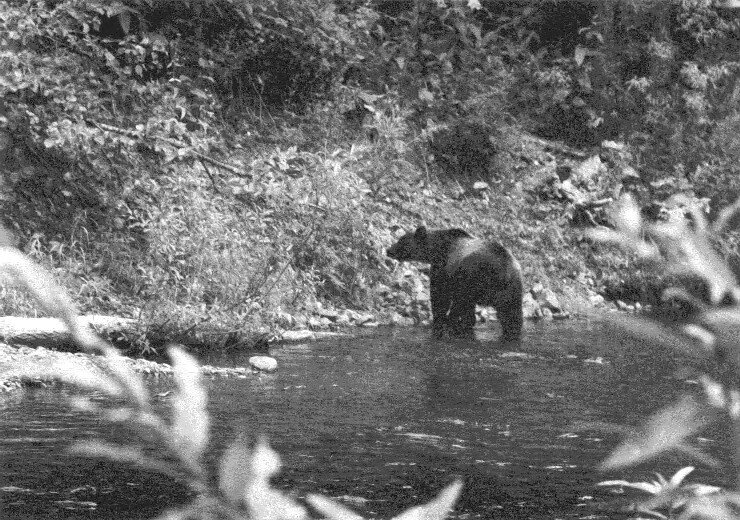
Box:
[600, 396, 715, 471]
[246, 438, 307, 520]
[598, 466, 722, 519]
[219, 440, 253, 505]
[307, 479, 463, 520]
[170, 347, 210, 469]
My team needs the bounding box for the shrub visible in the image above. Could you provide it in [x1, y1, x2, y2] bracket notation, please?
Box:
[590, 195, 740, 518]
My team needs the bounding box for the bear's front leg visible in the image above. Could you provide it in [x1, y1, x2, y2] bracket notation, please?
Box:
[429, 269, 452, 333]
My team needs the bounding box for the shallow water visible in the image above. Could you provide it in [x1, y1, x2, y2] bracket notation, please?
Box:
[0, 319, 726, 519]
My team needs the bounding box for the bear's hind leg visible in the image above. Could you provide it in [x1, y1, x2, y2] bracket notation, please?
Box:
[495, 302, 523, 341]
[448, 300, 476, 336]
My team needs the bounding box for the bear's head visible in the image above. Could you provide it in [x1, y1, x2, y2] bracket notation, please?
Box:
[387, 226, 431, 262]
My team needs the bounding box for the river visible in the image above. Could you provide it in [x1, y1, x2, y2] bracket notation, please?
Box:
[0, 319, 725, 519]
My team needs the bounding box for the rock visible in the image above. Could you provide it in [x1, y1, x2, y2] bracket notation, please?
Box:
[334, 311, 353, 326]
[589, 293, 605, 306]
[390, 313, 415, 327]
[601, 140, 625, 151]
[616, 300, 630, 311]
[360, 321, 380, 328]
[249, 356, 278, 373]
[353, 313, 376, 326]
[573, 155, 605, 185]
[308, 316, 322, 329]
[274, 311, 295, 328]
[541, 308, 554, 320]
[472, 181, 490, 192]
[540, 289, 562, 311]
[308, 316, 331, 329]
[280, 330, 315, 343]
[531, 282, 545, 299]
[343, 309, 361, 322]
[522, 293, 539, 320]
[318, 307, 339, 320]
[559, 179, 587, 204]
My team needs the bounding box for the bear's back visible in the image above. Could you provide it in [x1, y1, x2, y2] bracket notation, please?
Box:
[445, 237, 519, 294]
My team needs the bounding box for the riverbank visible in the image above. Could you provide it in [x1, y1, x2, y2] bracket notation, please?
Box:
[0, 341, 264, 393]
[0, 295, 638, 394]
[2, 120, 668, 358]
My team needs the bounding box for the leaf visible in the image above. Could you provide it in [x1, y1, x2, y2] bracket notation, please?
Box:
[669, 466, 696, 487]
[245, 438, 307, 520]
[597, 479, 661, 494]
[251, 437, 281, 481]
[47, 357, 122, 396]
[600, 397, 710, 471]
[677, 493, 736, 520]
[699, 308, 740, 372]
[574, 45, 587, 65]
[170, 346, 209, 463]
[392, 480, 463, 520]
[603, 314, 708, 358]
[104, 353, 151, 406]
[306, 494, 365, 520]
[219, 441, 252, 505]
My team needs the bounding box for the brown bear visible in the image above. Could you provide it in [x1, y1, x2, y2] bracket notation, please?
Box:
[387, 226, 523, 340]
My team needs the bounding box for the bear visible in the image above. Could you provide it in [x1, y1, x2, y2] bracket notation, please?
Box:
[387, 226, 523, 340]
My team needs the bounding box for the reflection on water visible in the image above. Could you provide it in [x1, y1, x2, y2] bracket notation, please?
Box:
[0, 319, 722, 519]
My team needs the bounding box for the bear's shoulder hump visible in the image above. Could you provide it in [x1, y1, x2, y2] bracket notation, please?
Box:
[445, 228, 474, 239]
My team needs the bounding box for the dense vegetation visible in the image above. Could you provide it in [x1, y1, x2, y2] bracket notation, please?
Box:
[2, 0, 740, 352]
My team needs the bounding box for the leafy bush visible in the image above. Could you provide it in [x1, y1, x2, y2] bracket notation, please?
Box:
[589, 195, 740, 518]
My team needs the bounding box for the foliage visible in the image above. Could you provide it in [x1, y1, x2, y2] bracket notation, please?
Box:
[598, 466, 722, 519]
[589, 195, 740, 519]
[151, 0, 368, 110]
[351, 0, 516, 179]
[0, 0, 399, 351]
[0, 237, 463, 519]
[509, 0, 740, 192]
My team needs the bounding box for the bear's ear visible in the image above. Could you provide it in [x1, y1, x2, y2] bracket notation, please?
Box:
[414, 226, 428, 241]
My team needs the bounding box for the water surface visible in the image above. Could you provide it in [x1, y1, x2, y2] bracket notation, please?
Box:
[0, 319, 722, 519]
